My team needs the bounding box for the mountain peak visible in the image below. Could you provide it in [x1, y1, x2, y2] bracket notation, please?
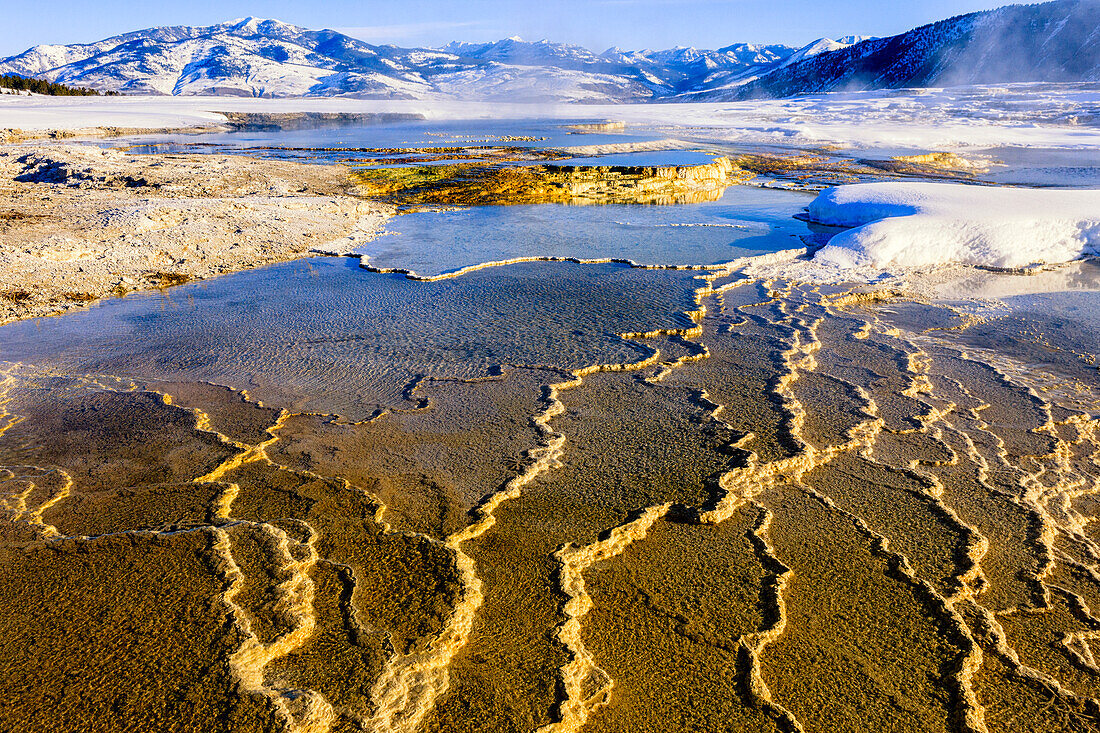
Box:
[0, 1, 1095, 102]
[728, 0, 1100, 100]
[221, 17, 300, 34]
[227, 17, 260, 30]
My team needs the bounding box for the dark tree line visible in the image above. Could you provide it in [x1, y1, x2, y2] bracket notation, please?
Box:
[0, 74, 118, 96]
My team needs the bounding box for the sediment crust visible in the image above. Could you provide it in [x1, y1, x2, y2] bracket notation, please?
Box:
[0, 111, 428, 143]
[3, 116, 1100, 733]
[4, 264, 1100, 730]
[0, 124, 226, 144]
[0, 143, 392, 323]
[352, 156, 753, 207]
[563, 121, 627, 133]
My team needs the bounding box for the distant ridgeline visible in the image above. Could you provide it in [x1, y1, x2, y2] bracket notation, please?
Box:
[0, 0, 1095, 100]
[724, 0, 1100, 100]
[0, 73, 117, 96]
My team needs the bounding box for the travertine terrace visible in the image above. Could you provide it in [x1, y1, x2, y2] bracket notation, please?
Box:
[4, 258, 1100, 731]
[2, 100, 1100, 733]
[354, 156, 752, 207]
[0, 143, 390, 322]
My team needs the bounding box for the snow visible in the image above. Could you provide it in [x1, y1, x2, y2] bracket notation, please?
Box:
[431, 64, 647, 103]
[0, 20, 797, 102]
[1, 83, 1098, 153]
[1, 1, 1096, 104]
[778, 37, 859, 69]
[808, 182, 1100, 269]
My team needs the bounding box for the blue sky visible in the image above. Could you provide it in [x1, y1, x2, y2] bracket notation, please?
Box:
[1, 1, 1012, 56]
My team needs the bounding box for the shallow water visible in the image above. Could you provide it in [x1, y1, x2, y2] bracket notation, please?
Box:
[0, 259, 700, 419]
[110, 117, 659, 164]
[982, 147, 1100, 188]
[357, 185, 816, 277]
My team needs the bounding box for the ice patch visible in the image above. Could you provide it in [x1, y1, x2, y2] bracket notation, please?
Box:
[808, 182, 1100, 270]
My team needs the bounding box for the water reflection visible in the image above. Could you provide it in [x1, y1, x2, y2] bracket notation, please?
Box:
[357, 186, 817, 277]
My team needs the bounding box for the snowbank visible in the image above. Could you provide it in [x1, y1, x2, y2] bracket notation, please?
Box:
[0, 83, 1098, 151]
[808, 182, 1100, 270]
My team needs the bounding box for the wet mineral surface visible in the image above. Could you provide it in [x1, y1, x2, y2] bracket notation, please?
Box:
[3, 115, 1100, 733]
[4, 253, 1100, 733]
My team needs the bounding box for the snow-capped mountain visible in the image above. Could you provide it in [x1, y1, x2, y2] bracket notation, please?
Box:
[0, 18, 801, 101]
[720, 0, 1100, 100]
[0, 18, 450, 98]
[0, 0, 1097, 102]
[672, 36, 875, 100]
[777, 36, 877, 69]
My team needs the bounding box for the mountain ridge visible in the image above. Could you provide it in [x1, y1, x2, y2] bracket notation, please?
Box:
[720, 0, 1100, 100]
[1, 1, 1096, 102]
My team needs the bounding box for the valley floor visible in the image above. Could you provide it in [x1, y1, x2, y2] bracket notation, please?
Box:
[1, 82, 1098, 150]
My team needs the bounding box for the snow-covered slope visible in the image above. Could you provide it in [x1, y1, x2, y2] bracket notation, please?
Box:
[0, 19, 448, 98]
[674, 36, 872, 100]
[723, 0, 1100, 100]
[441, 38, 795, 95]
[778, 36, 876, 69]
[0, 18, 800, 100]
[2, 1, 1097, 101]
[809, 182, 1100, 270]
[431, 64, 652, 103]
